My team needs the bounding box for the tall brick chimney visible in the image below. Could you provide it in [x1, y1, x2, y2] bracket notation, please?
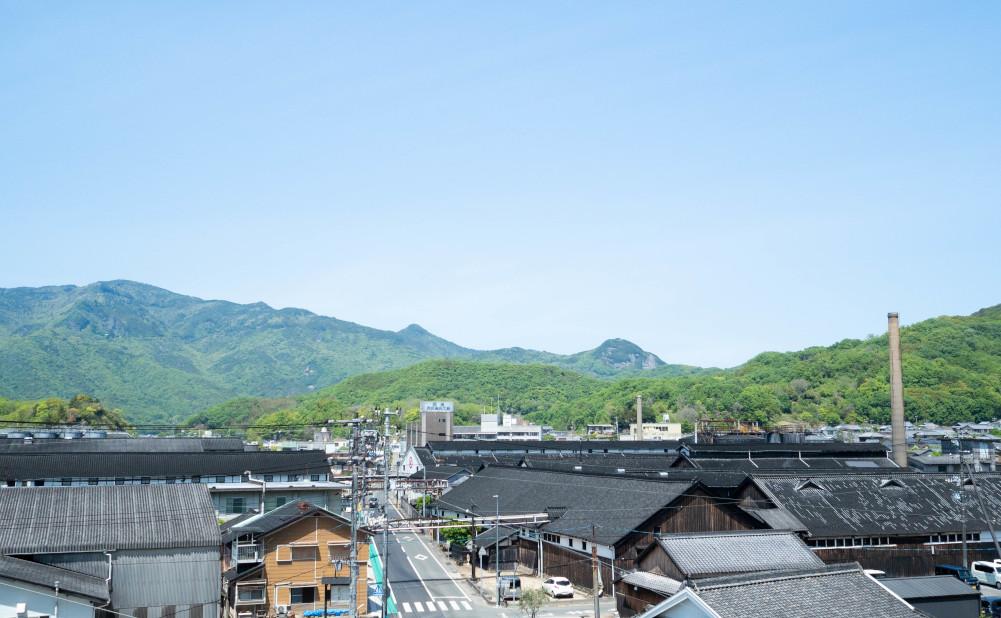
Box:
[636, 395, 643, 441]
[888, 312, 908, 467]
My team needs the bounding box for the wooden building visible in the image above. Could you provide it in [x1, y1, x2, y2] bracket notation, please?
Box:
[222, 501, 370, 617]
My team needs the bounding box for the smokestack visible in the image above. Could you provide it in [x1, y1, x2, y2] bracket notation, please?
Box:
[888, 312, 908, 467]
[636, 395, 643, 441]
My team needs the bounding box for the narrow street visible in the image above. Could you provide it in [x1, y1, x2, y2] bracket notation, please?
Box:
[380, 491, 618, 617]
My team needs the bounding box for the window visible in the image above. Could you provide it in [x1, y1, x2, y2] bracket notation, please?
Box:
[311, 474, 321, 482]
[567, 539, 574, 548]
[288, 474, 300, 482]
[141, 477, 150, 485]
[191, 476, 201, 484]
[264, 475, 274, 482]
[328, 543, 350, 562]
[166, 476, 176, 484]
[61, 478, 72, 486]
[216, 476, 226, 483]
[291, 587, 316, 604]
[581, 541, 587, 551]
[326, 586, 350, 603]
[34, 480, 45, 487]
[88, 478, 98, 486]
[115, 478, 125, 486]
[226, 497, 246, 514]
[975, 563, 996, 574]
[291, 545, 319, 561]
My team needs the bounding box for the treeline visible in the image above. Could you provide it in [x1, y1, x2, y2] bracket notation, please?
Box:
[0, 394, 130, 430]
[186, 304, 1001, 434]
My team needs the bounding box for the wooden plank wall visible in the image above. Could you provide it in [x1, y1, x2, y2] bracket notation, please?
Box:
[815, 544, 1000, 577]
[516, 538, 614, 593]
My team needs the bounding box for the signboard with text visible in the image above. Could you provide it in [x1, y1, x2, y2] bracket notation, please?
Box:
[420, 401, 454, 413]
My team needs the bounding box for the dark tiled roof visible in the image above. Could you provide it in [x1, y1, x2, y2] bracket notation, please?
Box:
[0, 450, 330, 479]
[0, 437, 246, 453]
[0, 485, 220, 553]
[691, 564, 924, 618]
[656, 530, 823, 577]
[223, 500, 352, 542]
[474, 526, 518, 546]
[427, 440, 680, 453]
[433, 466, 694, 546]
[680, 442, 889, 457]
[752, 474, 1001, 537]
[619, 571, 682, 596]
[0, 555, 109, 601]
[408, 465, 471, 480]
[881, 575, 981, 600]
[687, 457, 898, 471]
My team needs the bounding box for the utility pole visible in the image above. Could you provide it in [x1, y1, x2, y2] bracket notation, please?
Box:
[328, 417, 371, 618]
[964, 460, 1001, 560]
[591, 524, 601, 618]
[495, 494, 501, 607]
[381, 408, 399, 618]
[469, 503, 477, 582]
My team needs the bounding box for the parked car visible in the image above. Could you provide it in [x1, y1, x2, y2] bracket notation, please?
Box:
[542, 577, 574, 598]
[499, 575, 522, 601]
[971, 561, 1001, 588]
[934, 564, 980, 589]
[982, 597, 1001, 618]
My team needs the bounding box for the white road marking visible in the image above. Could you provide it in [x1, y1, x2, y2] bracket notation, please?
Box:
[409, 531, 471, 601]
[413, 553, 428, 561]
[413, 601, 424, 612]
[449, 601, 460, 610]
[460, 601, 472, 610]
[406, 555, 434, 598]
[437, 601, 448, 610]
[402, 602, 412, 613]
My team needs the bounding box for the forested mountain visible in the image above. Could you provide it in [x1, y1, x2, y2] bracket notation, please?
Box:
[222, 303, 1001, 434]
[0, 280, 682, 422]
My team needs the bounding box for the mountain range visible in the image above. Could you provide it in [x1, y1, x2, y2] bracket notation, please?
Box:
[0, 280, 699, 422]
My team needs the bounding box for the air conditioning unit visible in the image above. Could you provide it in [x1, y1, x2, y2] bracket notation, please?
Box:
[276, 606, 289, 615]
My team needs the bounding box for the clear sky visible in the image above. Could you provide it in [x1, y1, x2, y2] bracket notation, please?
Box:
[1, 2, 999, 368]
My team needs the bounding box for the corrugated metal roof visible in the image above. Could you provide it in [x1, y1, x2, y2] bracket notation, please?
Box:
[0, 450, 330, 478]
[692, 564, 924, 618]
[0, 555, 109, 601]
[0, 438, 246, 453]
[881, 575, 981, 600]
[224, 500, 351, 542]
[0, 485, 221, 553]
[620, 571, 682, 596]
[657, 530, 824, 577]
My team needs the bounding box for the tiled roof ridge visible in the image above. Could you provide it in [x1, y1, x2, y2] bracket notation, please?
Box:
[692, 563, 862, 591]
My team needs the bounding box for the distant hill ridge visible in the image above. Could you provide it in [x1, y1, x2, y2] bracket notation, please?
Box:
[0, 280, 694, 422]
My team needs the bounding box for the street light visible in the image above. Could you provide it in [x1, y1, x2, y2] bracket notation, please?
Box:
[494, 494, 501, 607]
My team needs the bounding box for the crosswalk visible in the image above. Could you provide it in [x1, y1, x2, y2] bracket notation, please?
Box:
[399, 599, 473, 614]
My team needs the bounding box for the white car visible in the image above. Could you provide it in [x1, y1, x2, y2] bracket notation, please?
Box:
[542, 577, 574, 598]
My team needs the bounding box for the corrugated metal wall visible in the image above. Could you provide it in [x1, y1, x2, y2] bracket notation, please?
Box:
[112, 547, 220, 608]
[35, 552, 111, 578]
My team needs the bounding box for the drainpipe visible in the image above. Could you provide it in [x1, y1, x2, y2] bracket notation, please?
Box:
[53, 581, 59, 618]
[98, 551, 113, 611]
[245, 470, 266, 512]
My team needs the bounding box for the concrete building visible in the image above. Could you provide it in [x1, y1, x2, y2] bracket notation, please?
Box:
[630, 416, 682, 441]
[0, 484, 221, 618]
[452, 413, 542, 441]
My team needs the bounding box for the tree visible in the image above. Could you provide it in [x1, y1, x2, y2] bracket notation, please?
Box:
[517, 588, 549, 618]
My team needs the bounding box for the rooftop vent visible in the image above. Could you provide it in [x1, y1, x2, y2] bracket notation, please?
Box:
[879, 479, 906, 489]
[795, 479, 827, 492]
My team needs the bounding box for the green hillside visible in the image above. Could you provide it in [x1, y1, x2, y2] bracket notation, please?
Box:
[0, 394, 129, 430]
[0, 281, 677, 422]
[226, 304, 1001, 434]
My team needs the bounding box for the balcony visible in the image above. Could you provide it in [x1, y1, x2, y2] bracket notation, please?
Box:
[235, 583, 266, 605]
[235, 543, 263, 563]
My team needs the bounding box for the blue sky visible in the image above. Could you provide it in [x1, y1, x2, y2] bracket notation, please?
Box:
[1, 2, 999, 367]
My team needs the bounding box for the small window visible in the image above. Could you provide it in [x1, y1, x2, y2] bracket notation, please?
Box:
[290, 586, 316, 603]
[61, 478, 72, 486]
[191, 476, 201, 484]
[216, 476, 226, 483]
[568, 539, 574, 548]
[288, 474, 299, 482]
[88, 478, 98, 486]
[34, 480, 45, 487]
[311, 474, 321, 482]
[264, 475, 274, 482]
[582, 541, 588, 551]
[115, 478, 125, 486]
[141, 477, 151, 485]
[291, 545, 319, 561]
[166, 477, 176, 484]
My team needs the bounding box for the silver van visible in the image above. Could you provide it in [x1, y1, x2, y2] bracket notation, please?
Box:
[499, 576, 522, 601]
[971, 561, 1001, 588]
